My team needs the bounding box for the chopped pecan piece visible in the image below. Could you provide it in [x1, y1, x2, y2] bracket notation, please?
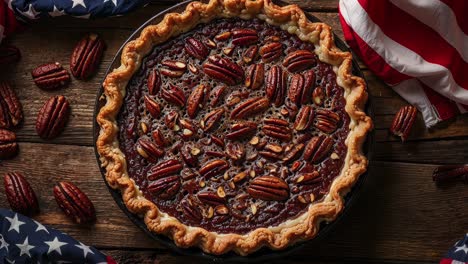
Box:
[390, 105, 417, 141]
[248, 176, 289, 201]
[197, 191, 226, 206]
[230, 97, 269, 119]
[265, 65, 287, 106]
[199, 159, 229, 179]
[200, 108, 225, 132]
[283, 50, 316, 72]
[209, 85, 227, 107]
[303, 135, 334, 163]
[296, 171, 321, 184]
[262, 118, 292, 141]
[282, 143, 305, 164]
[312, 86, 325, 106]
[225, 142, 245, 162]
[181, 198, 203, 221]
[203, 55, 244, 85]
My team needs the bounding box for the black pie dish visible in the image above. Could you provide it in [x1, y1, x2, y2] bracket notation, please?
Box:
[93, 0, 375, 261]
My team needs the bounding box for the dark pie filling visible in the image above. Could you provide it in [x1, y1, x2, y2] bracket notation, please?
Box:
[118, 18, 350, 234]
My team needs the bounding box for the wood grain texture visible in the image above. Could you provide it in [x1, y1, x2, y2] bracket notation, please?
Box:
[0, 1, 466, 263]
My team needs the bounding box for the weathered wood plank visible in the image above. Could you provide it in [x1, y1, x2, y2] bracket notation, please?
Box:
[0, 144, 465, 262]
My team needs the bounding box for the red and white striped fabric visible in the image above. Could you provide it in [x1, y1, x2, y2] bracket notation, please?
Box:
[339, 0, 468, 127]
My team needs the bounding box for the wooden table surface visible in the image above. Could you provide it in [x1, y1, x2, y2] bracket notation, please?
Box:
[0, 1, 467, 263]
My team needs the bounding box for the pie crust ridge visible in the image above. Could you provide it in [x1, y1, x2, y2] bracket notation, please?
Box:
[97, 0, 373, 255]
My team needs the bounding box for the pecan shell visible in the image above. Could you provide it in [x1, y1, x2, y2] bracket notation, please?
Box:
[283, 50, 316, 72]
[230, 97, 269, 119]
[32, 62, 70, 90]
[35, 95, 70, 139]
[265, 65, 287, 106]
[4, 172, 39, 215]
[70, 33, 106, 79]
[0, 129, 18, 159]
[0, 82, 23, 128]
[390, 105, 417, 141]
[203, 55, 244, 85]
[248, 176, 289, 201]
[54, 182, 96, 224]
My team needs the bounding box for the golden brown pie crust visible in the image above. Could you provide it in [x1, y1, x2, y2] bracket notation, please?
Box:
[97, 0, 372, 255]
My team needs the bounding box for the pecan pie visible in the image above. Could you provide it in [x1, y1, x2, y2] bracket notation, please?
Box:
[97, 0, 372, 255]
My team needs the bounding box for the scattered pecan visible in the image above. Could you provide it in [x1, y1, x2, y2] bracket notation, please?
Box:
[70, 33, 106, 79]
[185, 37, 209, 60]
[147, 159, 183, 181]
[32, 62, 70, 90]
[0, 129, 18, 159]
[35, 95, 70, 139]
[144, 95, 161, 118]
[187, 84, 210, 118]
[225, 142, 245, 162]
[265, 65, 287, 106]
[3, 172, 39, 215]
[199, 159, 229, 179]
[312, 86, 325, 106]
[432, 165, 468, 184]
[0, 82, 23, 128]
[282, 143, 305, 164]
[164, 110, 179, 130]
[232, 29, 258, 46]
[315, 109, 341, 133]
[296, 171, 321, 184]
[226, 121, 257, 140]
[390, 105, 417, 141]
[148, 175, 181, 199]
[283, 50, 316, 72]
[160, 60, 187, 77]
[214, 32, 231, 41]
[303, 135, 334, 163]
[180, 144, 201, 167]
[53, 181, 96, 224]
[197, 191, 226, 206]
[179, 118, 198, 140]
[200, 108, 225, 132]
[243, 45, 259, 64]
[294, 105, 314, 131]
[147, 69, 161, 95]
[161, 84, 186, 107]
[245, 63, 264, 90]
[151, 129, 167, 147]
[203, 55, 244, 85]
[136, 138, 164, 162]
[230, 97, 269, 119]
[262, 118, 292, 141]
[248, 176, 289, 201]
[259, 42, 283, 63]
[288, 70, 315, 106]
[0, 44, 21, 66]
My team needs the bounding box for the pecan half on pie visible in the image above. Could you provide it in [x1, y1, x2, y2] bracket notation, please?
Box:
[97, 0, 372, 255]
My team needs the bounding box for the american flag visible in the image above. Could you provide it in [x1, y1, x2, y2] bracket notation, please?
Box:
[0, 0, 148, 42]
[0, 208, 116, 263]
[339, 0, 468, 127]
[440, 234, 468, 264]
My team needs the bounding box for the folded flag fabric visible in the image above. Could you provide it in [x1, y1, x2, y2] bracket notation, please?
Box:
[0, 0, 148, 43]
[0, 208, 116, 263]
[339, 0, 468, 127]
[440, 234, 468, 264]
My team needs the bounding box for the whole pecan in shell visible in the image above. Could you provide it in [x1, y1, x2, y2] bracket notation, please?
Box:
[390, 105, 417, 141]
[230, 97, 270, 119]
[248, 175, 289, 201]
[265, 65, 287, 106]
[148, 175, 181, 199]
[0, 44, 21, 66]
[282, 143, 305, 164]
[0, 82, 23, 128]
[203, 55, 244, 85]
[35, 95, 70, 139]
[4, 172, 39, 215]
[32, 62, 70, 90]
[185, 37, 209, 60]
[0, 129, 18, 159]
[283, 50, 316, 72]
[303, 135, 334, 163]
[70, 33, 106, 79]
[53, 181, 96, 224]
